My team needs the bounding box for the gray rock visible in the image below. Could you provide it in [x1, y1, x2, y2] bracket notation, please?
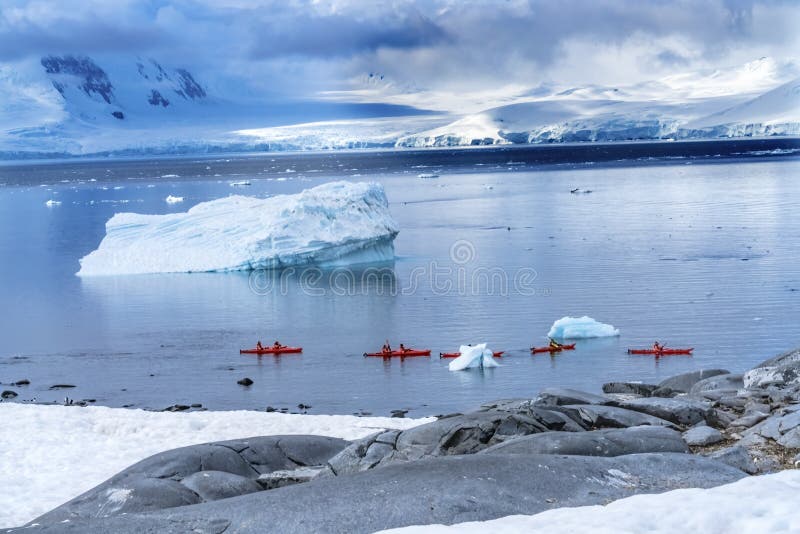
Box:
[602, 382, 658, 397]
[657, 369, 729, 394]
[616, 397, 716, 427]
[744, 347, 800, 390]
[1, 390, 17, 399]
[777, 427, 800, 448]
[22, 453, 746, 533]
[729, 413, 768, 429]
[32, 435, 349, 524]
[181, 471, 261, 501]
[689, 374, 743, 399]
[556, 404, 679, 430]
[534, 388, 609, 407]
[706, 445, 758, 474]
[481, 426, 689, 457]
[682, 425, 724, 446]
[257, 466, 326, 490]
[744, 401, 771, 415]
[328, 409, 570, 475]
[715, 396, 747, 410]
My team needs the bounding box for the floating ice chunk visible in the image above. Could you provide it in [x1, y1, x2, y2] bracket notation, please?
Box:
[160, 174, 180, 178]
[449, 344, 500, 371]
[229, 180, 251, 186]
[165, 195, 184, 204]
[547, 316, 620, 339]
[45, 199, 61, 207]
[418, 173, 439, 179]
[77, 181, 399, 276]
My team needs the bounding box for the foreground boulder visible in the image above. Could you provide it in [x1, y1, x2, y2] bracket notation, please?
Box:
[554, 404, 679, 430]
[615, 397, 718, 427]
[22, 453, 746, 533]
[480, 426, 689, 457]
[655, 369, 729, 395]
[33, 435, 348, 524]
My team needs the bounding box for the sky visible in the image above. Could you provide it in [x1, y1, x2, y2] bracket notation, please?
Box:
[1, 0, 799, 112]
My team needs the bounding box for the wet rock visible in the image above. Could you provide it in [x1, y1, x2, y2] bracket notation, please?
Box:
[481, 426, 689, 457]
[24, 454, 746, 533]
[190, 403, 202, 408]
[656, 369, 729, 394]
[556, 404, 679, 430]
[181, 470, 261, 501]
[14, 379, 30, 386]
[1, 390, 17, 399]
[683, 425, 724, 446]
[616, 397, 716, 427]
[49, 384, 76, 390]
[298, 403, 311, 410]
[163, 404, 191, 412]
[706, 445, 758, 475]
[534, 388, 609, 407]
[257, 466, 326, 490]
[602, 382, 658, 397]
[265, 406, 276, 412]
[744, 347, 800, 390]
[237, 378, 253, 386]
[390, 409, 408, 418]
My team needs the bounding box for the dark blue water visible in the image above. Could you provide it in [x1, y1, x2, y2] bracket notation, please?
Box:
[1, 142, 799, 416]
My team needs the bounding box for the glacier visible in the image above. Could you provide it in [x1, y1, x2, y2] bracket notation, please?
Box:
[547, 316, 620, 339]
[77, 181, 399, 276]
[448, 344, 500, 371]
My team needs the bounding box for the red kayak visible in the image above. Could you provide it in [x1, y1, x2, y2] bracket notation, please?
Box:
[364, 349, 431, 358]
[440, 351, 504, 359]
[531, 343, 576, 354]
[240, 346, 303, 355]
[628, 348, 693, 355]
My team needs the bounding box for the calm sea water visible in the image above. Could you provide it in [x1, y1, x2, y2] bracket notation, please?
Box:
[1, 141, 799, 416]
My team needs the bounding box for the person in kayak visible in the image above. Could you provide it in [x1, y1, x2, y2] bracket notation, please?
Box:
[549, 338, 563, 349]
[399, 343, 407, 352]
[273, 341, 283, 349]
[256, 341, 264, 350]
[382, 341, 392, 354]
[653, 341, 663, 352]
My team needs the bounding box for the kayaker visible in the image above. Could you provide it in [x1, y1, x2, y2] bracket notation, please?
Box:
[256, 341, 263, 350]
[382, 341, 391, 353]
[273, 341, 282, 349]
[653, 341, 663, 352]
[399, 343, 407, 352]
[549, 338, 563, 349]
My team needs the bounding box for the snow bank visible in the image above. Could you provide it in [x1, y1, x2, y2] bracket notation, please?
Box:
[547, 316, 620, 339]
[0, 403, 432, 527]
[449, 344, 499, 371]
[381, 470, 800, 534]
[77, 181, 399, 275]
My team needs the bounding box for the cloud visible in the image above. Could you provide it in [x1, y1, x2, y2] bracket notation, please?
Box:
[0, 0, 797, 105]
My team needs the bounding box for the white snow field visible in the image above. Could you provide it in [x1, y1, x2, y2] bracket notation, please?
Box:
[0, 403, 432, 528]
[77, 181, 399, 276]
[547, 316, 620, 339]
[448, 344, 500, 371]
[381, 469, 800, 534]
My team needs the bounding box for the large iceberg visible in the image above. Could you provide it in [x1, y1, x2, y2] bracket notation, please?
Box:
[77, 181, 399, 276]
[448, 344, 500, 371]
[547, 316, 620, 339]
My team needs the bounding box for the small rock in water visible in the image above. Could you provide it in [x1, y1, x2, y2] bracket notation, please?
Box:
[265, 406, 276, 412]
[237, 377, 254, 386]
[298, 403, 311, 410]
[190, 403, 202, 408]
[391, 409, 408, 418]
[1, 390, 18, 399]
[49, 384, 76, 390]
[14, 379, 30, 386]
[163, 404, 191, 412]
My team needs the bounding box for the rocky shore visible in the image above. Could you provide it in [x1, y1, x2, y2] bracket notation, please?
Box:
[8, 348, 800, 533]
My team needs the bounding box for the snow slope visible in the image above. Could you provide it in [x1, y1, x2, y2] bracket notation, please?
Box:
[0, 403, 432, 528]
[77, 181, 399, 276]
[382, 469, 800, 534]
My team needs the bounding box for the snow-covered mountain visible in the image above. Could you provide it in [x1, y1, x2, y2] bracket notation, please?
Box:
[0, 56, 798, 158]
[397, 58, 800, 147]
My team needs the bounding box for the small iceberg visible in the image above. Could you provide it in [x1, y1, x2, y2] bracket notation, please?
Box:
[449, 344, 500, 371]
[78, 181, 398, 276]
[165, 195, 184, 204]
[229, 180, 251, 187]
[45, 199, 61, 207]
[418, 173, 439, 179]
[547, 316, 620, 339]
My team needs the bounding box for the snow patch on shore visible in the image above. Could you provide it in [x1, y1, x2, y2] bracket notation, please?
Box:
[381, 470, 800, 534]
[78, 181, 399, 275]
[548, 316, 620, 339]
[0, 403, 432, 528]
